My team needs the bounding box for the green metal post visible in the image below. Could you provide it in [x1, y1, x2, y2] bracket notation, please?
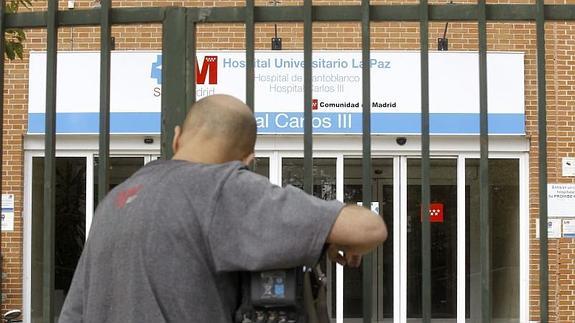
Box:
[245, 0, 255, 112]
[97, 0, 111, 204]
[478, 0, 491, 322]
[0, 0, 5, 305]
[303, 0, 312, 195]
[185, 11, 196, 111]
[536, 0, 548, 321]
[161, 8, 188, 159]
[43, 1, 58, 322]
[420, 1, 431, 322]
[361, 1, 373, 322]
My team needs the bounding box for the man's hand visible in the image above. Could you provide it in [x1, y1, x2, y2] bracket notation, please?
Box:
[327, 244, 362, 268]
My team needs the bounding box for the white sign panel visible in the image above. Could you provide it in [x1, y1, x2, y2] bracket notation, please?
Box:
[1, 194, 14, 232]
[562, 219, 575, 238]
[548, 184, 575, 217]
[548, 219, 562, 238]
[536, 218, 562, 239]
[28, 51, 525, 135]
[562, 158, 575, 177]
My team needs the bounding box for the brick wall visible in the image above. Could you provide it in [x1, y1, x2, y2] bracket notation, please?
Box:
[2, 1, 575, 321]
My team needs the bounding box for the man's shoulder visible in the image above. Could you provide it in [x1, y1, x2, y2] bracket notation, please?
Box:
[147, 160, 260, 196]
[142, 159, 246, 178]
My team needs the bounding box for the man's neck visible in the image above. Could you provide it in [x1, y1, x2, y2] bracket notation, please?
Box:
[172, 141, 235, 165]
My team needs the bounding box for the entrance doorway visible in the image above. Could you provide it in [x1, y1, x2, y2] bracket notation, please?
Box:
[23, 148, 526, 323]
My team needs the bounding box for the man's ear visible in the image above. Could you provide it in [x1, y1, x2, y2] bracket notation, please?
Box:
[241, 152, 255, 166]
[172, 126, 182, 155]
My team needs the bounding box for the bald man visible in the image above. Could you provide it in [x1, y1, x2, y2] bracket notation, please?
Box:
[59, 94, 387, 323]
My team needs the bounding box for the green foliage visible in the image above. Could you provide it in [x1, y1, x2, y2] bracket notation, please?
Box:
[4, 0, 33, 60]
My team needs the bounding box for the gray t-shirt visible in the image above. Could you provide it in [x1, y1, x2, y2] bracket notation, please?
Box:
[59, 159, 343, 323]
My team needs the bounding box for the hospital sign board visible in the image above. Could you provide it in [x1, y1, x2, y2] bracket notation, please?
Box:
[28, 51, 525, 135]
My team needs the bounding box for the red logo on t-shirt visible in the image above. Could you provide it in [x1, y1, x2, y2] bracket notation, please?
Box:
[116, 184, 144, 209]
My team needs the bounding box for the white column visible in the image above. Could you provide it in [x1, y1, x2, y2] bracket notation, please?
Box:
[399, 156, 407, 323]
[336, 154, 344, 323]
[519, 153, 529, 323]
[457, 156, 466, 323]
[85, 153, 95, 238]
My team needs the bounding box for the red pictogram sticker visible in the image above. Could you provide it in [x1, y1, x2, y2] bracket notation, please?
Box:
[420, 202, 444, 223]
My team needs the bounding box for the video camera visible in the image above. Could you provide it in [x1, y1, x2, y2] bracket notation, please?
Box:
[235, 265, 329, 323]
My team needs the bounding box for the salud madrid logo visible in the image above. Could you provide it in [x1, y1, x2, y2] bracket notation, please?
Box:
[150, 55, 219, 85]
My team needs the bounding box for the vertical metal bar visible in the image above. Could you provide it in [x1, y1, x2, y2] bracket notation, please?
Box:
[97, 0, 111, 204]
[360, 1, 372, 322]
[536, 0, 548, 321]
[185, 11, 196, 111]
[161, 8, 187, 159]
[419, 0, 431, 322]
[245, 0, 255, 112]
[0, 0, 5, 305]
[303, 0, 312, 195]
[43, 1, 58, 322]
[478, 0, 491, 322]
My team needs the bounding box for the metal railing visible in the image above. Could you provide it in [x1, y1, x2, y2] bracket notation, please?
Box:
[0, 1, 571, 322]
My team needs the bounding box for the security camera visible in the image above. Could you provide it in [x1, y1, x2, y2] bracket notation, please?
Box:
[396, 137, 407, 146]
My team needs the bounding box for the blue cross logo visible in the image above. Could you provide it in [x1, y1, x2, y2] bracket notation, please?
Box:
[150, 54, 162, 85]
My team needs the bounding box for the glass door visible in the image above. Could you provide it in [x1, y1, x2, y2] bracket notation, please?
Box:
[340, 158, 395, 323]
[406, 158, 459, 322]
[275, 156, 397, 323]
[277, 155, 523, 323]
[30, 156, 88, 322]
[466, 159, 520, 322]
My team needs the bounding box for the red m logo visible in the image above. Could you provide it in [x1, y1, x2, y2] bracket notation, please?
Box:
[196, 56, 218, 84]
[312, 99, 318, 110]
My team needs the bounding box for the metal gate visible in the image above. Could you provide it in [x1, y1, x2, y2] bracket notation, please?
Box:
[1, 1, 573, 322]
